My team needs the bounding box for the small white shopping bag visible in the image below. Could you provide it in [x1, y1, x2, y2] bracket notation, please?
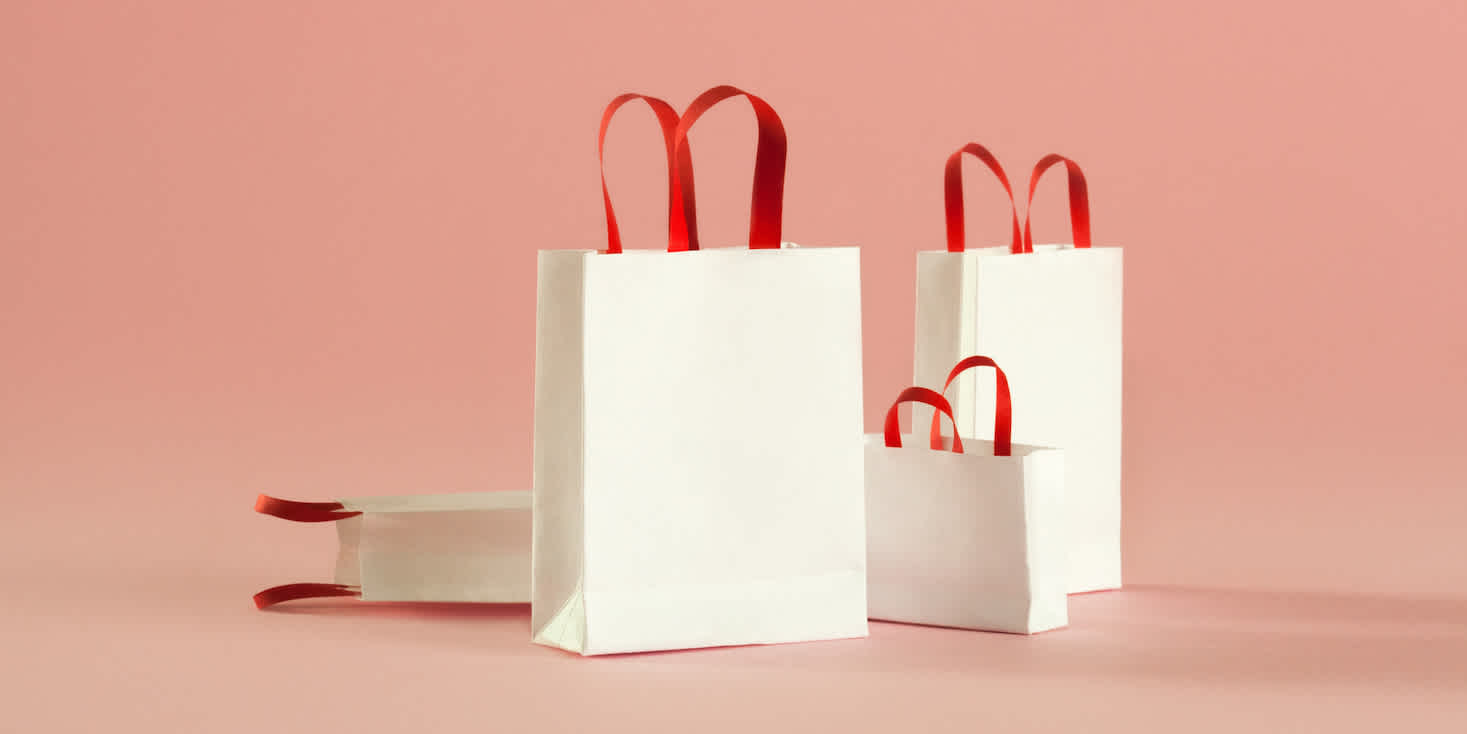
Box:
[913, 145, 1122, 593]
[867, 357, 1067, 634]
[532, 86, 867, 655]
[252, 491, 531, 608]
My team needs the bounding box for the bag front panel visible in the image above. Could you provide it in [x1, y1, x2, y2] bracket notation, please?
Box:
[864, 434, 1038, 632]
[577, 248, 868, 651]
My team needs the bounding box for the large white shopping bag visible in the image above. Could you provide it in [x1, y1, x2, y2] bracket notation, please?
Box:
[532, 86, 867, 655]
[867, 357, 1067, 634]
[252, 492, 531, 608]
[913, 144, 1122, 593]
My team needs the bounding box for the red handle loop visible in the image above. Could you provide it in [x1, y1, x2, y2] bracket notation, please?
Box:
[254, 494, 361, 523]
[927, 355, 1013, 456]
[884, 386, 963, 453]
[598, 94, 699, 253]
[1022, 154, 1091, 253]
[253, 583, 360, 610]
[944, 143, 1022, 254]
[668, 85, 787, 251]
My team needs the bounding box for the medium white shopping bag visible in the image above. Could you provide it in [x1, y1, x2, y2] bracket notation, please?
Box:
[867, 357, 1067, 634]
[913, 144, 1122, 593]
[532, 86, 867, 655]
[252, 491, 531, 608]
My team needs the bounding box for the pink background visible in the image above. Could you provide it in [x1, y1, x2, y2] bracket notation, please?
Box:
[3, 1, 1464, 731]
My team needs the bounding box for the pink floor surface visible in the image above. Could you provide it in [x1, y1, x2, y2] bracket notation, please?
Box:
[7, 495, 1464, 733]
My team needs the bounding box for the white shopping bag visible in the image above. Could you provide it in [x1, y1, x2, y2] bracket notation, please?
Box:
[532, 86, 867, 655]
[867, 357, 1067, 634]
[913, 144, 1122, 593]
[252, 491, 531, 608]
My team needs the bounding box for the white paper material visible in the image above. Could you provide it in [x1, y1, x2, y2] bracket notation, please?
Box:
[913, 244, 1123, 593]
[533, 245, 868, 655]
[865, 434, 1067, 633]
[330, 491, 531, 603]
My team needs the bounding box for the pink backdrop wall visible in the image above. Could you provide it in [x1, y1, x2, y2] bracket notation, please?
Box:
[4, 1, 1465, 597]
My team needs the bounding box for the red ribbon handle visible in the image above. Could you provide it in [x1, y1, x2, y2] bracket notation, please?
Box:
[253, 583, 360, 610]
[928, 355, 1013, 457]
[884, 386, 964, 453]
[254, 494, 361, 523]
[1022, 154, 1091, 253]
[944, 143, 1022, 254]
[599, 94, 699, 253]
[252, 495, 363, 609]
[668, 85, 787, 251]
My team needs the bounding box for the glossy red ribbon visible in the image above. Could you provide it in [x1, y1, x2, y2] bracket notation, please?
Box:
[599, 93, 699, 253]
[927, 355, 1013, 457]
[254, 494, 361, 523]
[253, 583, 360, 610]
[667, 85, 787, 251]
[1022, 154, 1091, 252]
[943, 145, 1092, 254]
[944, 143, 1021, 253]
[253, 495, 362, 610]
[884, 386, 963, 453]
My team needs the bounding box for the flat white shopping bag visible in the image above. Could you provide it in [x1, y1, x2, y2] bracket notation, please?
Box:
[913, 145, 1122, 593]
[532, 87, 867, 655]
[252, 491, 531, 608]
[867, 358, 1067, 634]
